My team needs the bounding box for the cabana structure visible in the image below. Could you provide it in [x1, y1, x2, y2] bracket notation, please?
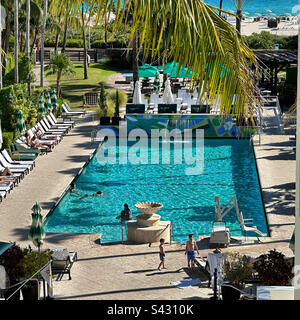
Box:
[254, 49, 298, 94]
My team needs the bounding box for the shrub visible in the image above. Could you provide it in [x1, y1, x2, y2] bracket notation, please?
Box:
[108, 89, 128, 107]
[253, 249, 293, 286]
[1, 132, 15, 150]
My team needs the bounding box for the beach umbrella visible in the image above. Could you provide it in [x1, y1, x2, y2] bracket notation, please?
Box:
[133, 81, 142, 104]
[158, 62, 177, 75]
[44, 91, 53, 112]
[38, 96, 46, 117]
[153, 71, 161, 93]
[28, 203, 45, 252]
[162, 79, 174, 104]
[138, 64, 160, 78]
[170, 66, 193, 78]
[50, 88, 59, 110]
[16, 110, 26, 135]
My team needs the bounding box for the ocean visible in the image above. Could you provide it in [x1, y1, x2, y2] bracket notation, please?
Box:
[205, 0, 298, 17]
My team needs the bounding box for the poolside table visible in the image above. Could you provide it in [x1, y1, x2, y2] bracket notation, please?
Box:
[256, 286, 294, 300]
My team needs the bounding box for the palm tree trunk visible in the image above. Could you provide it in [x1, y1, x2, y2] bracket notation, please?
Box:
[3, 11, 11, 70]
[57, 69, 62, 97]
[30, 27, 38, 55]
[61, 2, 69, 54]
[219, 0, 223, 16]
[40, 0, 48, 87]
[236, 9, 242, 33]
[14, 0, 19, 84]
[25, 0, 30, 58]
[54, 32, 60, 54]
[81, 3, 88, 80]
[132, 33, 139, 83]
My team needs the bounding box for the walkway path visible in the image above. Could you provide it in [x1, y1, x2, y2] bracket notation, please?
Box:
[33, 63, 50, 88]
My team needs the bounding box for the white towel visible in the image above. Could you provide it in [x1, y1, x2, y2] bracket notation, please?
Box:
[171, 278, 201, 289]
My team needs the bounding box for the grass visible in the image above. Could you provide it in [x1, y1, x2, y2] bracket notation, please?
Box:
[45, 58, 125, 108]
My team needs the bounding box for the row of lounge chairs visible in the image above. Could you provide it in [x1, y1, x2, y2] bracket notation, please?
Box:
[126, 104, 210, 114]
[0, 110, 80, 203]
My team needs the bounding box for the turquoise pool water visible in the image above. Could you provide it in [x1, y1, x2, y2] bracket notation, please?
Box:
[45, 139, 268, 243]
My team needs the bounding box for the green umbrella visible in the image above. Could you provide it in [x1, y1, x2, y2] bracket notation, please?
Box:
[38, 96, 46, 117]
[170, 66, 193, 78]
[153, 71, 161, 93]
[28, 203, 45, 252]
[50, 88, 59, 110]
[138, 64, 160, 78]
[44, 91, 53, 112]
[158, 62, 177, 74]
[16, 110, 26, 135]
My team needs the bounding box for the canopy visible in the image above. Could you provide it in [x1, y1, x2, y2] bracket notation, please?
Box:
[44, 91, 53, 112]
[162, 79, 174, 104]
[50, 88, 59, 110]
[28, 204, 45, 251]
[16, 110, 26, 135]
[138, 64, 160, 78]
[153, 71, 161, 93]
[133, 81, 142, 104]
[38, 96, 46, 117]
[158, 62, 193, 78]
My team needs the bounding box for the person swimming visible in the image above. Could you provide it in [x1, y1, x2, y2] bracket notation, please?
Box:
[79, 191, 103, 199]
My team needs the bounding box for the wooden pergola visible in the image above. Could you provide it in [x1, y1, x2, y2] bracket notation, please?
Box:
[253, 50, 298, 94]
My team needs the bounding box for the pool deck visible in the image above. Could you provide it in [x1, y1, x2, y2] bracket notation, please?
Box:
[0, 112, 295, 300]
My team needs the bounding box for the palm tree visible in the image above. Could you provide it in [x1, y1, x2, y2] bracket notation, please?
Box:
[219, 0, 223, 16]
[40, 0, 48, 87]
[51, 0, 259, 118]
[81, 0, 88, 80]
[47, 53, 75, 97]
[233, 0, 248, 33]
[111, 0, 259, 117]
[14, 0, 19, 84]
[25, 0, 30, 58]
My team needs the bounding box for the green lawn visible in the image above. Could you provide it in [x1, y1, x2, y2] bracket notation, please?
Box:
[45, 59, 124, 108]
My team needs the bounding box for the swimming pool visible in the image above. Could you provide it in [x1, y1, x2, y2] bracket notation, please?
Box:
[45, 138, 268, 243]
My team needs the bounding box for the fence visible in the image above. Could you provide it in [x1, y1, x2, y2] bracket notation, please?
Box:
[37, 49, 98, 63]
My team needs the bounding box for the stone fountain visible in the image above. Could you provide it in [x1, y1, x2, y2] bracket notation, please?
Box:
[126, 202, 171, 244]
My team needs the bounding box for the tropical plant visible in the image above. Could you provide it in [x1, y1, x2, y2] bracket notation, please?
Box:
[18, 249, 53, 279]
[232, 0, 250, 33]
[40, 0, 48, 87]
[108, 89, 128, 107]
[223, 252, 253, 289]
[114, 89, 120, 117]
[47, 53, 75, 97]
[88, 0, 260, 118]
[253, 250, 293, 286]
[99, 82, 108, 116]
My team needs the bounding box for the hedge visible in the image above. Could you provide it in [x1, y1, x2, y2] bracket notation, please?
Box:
[1, 132, 14, 150]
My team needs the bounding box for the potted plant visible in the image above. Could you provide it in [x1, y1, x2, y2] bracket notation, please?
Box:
[253, 249, 293, 286]
[0, 244, 28, 301]
[18, 249, 53, 301]
[222, 252, 253, 301]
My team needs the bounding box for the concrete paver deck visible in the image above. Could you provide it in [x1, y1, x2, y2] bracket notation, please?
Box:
[0, 110, 296, 300]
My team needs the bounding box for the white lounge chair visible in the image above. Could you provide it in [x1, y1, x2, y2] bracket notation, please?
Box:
[62, 103, 85, 117]
[41, 118, 67, 135]
[1, 149, 35, 170]
[47, 115, 72, 131]
[0, 151, 33, 172]
[49, 112, 75, 128]
[44, 116, 70, 133]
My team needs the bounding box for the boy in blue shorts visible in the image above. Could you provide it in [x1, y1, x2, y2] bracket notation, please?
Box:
[158, 238, 167, 271]
[185, 234, 199, 268]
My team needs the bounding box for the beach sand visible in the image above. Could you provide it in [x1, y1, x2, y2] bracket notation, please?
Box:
[229, 17, 298, 36]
